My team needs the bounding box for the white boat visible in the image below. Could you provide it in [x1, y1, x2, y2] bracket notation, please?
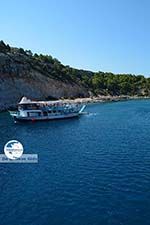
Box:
[10, 97, 86, 122]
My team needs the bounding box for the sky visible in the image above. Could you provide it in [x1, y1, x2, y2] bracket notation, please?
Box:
[1, 0, 150, 76]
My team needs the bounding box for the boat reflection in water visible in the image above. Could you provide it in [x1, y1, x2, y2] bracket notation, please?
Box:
[10, 97, 86, 122]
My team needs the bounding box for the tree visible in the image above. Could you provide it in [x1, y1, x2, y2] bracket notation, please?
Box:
[0, 40, 10, 53]
[18, 48, 25, 54]
[25, 50, 33, 56]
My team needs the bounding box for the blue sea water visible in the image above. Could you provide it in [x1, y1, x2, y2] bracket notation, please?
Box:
[0, 100, 150, 225]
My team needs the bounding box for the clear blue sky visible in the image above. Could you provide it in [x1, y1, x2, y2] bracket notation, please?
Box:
[1, 0, 150, 76]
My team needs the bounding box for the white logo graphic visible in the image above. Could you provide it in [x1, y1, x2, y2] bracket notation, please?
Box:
[4, 140, 24, 160]
[1, 140, 38, 163]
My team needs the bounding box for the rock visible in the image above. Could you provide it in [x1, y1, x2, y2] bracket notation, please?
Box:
[0, 51, 89, 110]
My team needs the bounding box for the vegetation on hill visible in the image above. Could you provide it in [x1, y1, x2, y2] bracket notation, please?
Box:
[0, 40, 149, 97]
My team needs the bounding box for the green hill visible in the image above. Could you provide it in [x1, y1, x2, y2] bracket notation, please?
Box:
[0, 40, 149, 110]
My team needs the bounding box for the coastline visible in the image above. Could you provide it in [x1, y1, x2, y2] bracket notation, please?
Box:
[1, 95, 150, 112]
[61, 95, 150, 104]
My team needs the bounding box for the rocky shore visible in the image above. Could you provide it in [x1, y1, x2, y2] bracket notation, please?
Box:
[0, 41, 150, 112]
[0, 95, 149, 112]
[62, 95, 150, 104]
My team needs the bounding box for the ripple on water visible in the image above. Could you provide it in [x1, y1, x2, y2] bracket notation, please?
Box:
[0, 100, 150, 225]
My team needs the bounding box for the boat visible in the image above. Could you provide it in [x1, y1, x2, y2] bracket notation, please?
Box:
[9, 97, 86, 122]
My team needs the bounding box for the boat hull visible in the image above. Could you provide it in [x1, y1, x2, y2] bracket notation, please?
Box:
[14, 112, 80, 122]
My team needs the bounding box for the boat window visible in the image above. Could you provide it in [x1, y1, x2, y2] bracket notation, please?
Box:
[43, 112, 48, 116]
[19, 104, 39, 110]
[29, 112, 40, 117]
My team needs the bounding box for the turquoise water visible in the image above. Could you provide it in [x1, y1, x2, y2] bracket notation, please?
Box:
[0, 100, 150, 225]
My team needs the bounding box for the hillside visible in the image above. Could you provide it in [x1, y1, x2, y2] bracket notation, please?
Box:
[0, 40, 150, 110]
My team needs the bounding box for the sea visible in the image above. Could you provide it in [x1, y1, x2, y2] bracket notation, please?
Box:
[0, 99, 150, 225]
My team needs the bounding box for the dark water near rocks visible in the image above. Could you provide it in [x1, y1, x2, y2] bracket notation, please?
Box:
[0, 100, 150, 225]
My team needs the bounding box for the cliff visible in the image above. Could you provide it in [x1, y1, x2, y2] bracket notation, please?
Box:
[0, 41, 89, 110]
[0, 40, 150, 110]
